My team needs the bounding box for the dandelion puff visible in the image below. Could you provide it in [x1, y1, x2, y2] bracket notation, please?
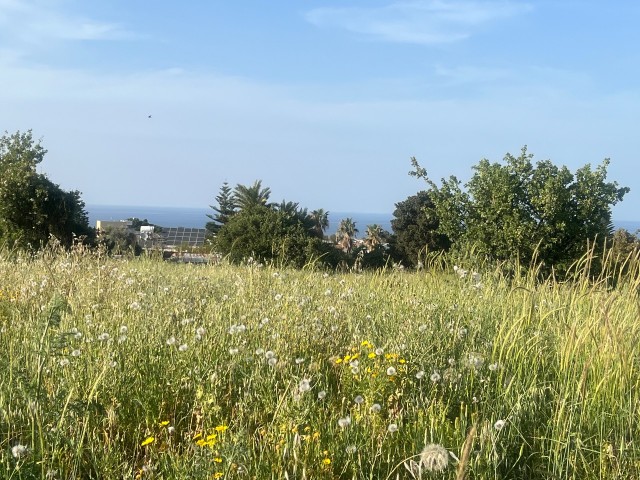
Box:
[268, 357, 278, 367]
[420, 443, 449, 472]
[196, 327, 206, 337]
[354, 395, 364, 405]
[98, 333, 110, 341]
[415, 370, 425, 380]
[59, 358, 70, 367]
[295, 357, 305, 364]
[387, 423, 398, 433]
[178, 344, 188, 352]
[337, 416, 351, 428]
[317, 390, 327, 400]
[345, 445, 357, 454]
[494, 419, 506, 431]
[255, 348, 265, 355]
[11, 444, 28, 459]
[119, 325, 128, 334]
[274, 293, 283, 301]
[166, 336, 176, 346]
[430, 371, 441, 383]
[298, 379, 311, 392]
[369, 403, 381, 413]
[386, 366, 396, 376]
[489, 362, 499, 371]
[229, 348, 239, 355]
[265, 350, 276, 359]
[350, 366, 360, 374]
[375, 347, 384, 356]
[71, 349, 81, 357]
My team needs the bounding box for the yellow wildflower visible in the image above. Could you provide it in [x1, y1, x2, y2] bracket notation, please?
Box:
[213, 473, 223, 479]
[215, 425, 229, 433]
[214, 457, 223, 463]
[322, 457, 331, 465]
[368, 352, 376, 359]
[159, 420, 170, 427]
[140, 436, 155, 447]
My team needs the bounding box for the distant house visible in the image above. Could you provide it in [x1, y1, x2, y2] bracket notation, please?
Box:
[95, 220, 133, 234]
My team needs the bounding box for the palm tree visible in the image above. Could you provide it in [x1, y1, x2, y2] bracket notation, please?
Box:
[336, 217, 358, 253]
[310, 208, 329, 238]
[233, 180, 271, 211]
[364, 224, 384, 252]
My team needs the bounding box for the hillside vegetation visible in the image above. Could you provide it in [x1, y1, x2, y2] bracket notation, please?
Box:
[1, 247, 639, 479]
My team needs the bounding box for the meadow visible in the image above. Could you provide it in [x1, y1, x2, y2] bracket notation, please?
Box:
[1, 246, 639, 479]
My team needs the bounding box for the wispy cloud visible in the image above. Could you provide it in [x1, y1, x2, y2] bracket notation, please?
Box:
[305, 0, 532, 45]
[0, 0, 134, 54]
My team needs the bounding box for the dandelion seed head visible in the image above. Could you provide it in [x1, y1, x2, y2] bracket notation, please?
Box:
[489, 362, 499, 371]
[420, 443, 449, 472]
[59, 358, 70, 367]
[71, 349, 81, 357]
[370, 403, 381, 413]
[166, 336, 176, 346]
[387, 423, 398, 433]
[274, 293, 283, 301]
[268, 357, 278, 367]
[386, 366, 397, 376]
[375, 347, 384, 355]
[178, 344, 188, 352]
[11, 444, 28, 459]
[295, 357, 305, 364]
[337, 416, 351, 428]
[346, 444, 357, 454]
[98, 333, 110, 341]
[229, 348, 239, 355]
[298, 379, 311, 392]
[196, 327, 206, 337]
[119, 325, 128, 334]
[255, 348, 265, 355]
[494, 419, 506, 430]
[430, 371, 441, 382]
[354, 395, 364, 405]
[415, 370, 425, 380]
[317, 390, 327, 400]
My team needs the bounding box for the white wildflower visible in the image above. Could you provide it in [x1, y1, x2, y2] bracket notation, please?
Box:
[337, 416, 351, 428]
[420, 443, 449, 472]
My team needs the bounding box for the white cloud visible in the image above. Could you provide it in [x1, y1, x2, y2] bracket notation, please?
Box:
[0, 0, 134, 54]
[305, 0, 532, 45]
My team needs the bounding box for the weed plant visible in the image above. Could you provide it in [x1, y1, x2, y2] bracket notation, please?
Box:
[0, 244, 639, 479]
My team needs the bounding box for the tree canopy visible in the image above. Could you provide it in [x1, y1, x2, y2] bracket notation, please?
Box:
[0, 130, 93, 249]
[409, 147, 628, 271]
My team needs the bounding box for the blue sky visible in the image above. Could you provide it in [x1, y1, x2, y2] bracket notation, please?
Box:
[1, 1, 639, 218]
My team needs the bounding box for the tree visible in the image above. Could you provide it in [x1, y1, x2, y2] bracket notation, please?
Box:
[310, 208, 330, 238]
[0, 130, 93, 249]
[336, 218, 358, 254]
[390, 191, 451, 267]
[214, 205, 338, 268]
[410, 147, 629, 272]
[206, 182, 236, 235]
[233, 180, 271, 211]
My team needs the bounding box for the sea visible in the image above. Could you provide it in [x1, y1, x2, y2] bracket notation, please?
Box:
[87, 205, 393, 236]
[87, 204, 640, 236]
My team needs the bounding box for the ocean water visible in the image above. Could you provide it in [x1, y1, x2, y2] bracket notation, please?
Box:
[87, 204, 640, 237]
[87, 205, 393, 236]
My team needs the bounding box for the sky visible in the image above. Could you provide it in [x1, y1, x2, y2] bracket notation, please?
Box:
[1, 1, 639, 218]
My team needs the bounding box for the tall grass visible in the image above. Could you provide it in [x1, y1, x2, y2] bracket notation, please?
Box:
[0, 245, 639, 479]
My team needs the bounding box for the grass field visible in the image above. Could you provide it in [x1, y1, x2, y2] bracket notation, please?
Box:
[1, 246, 639, 479]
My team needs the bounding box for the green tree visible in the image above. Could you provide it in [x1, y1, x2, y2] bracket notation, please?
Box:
[410, 147, 629, 272]
[390, 191, 450, 267]
[0, 130, 93, 249]
[214, 205, 338, 268]
[310, 208, 330, 238]
[206, 182, 236, 235]
[233, 180, 271, 211]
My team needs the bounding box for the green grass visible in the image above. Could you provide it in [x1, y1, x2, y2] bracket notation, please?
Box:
[1, 246, 639, 479]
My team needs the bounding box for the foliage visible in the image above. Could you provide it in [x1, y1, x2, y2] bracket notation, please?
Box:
[232, 180, 271, 211]
[206, 182, 236, 235]
[310, 208, 330, 238]
[2, 250, 640, 478]
[336, 217, 358, 254]
[410, 147, 629, 273]
[0, 130, 93, 249]
[390, 191, 451, 267]
[97, 226, 142, 256]
[214, 205, 337, 268]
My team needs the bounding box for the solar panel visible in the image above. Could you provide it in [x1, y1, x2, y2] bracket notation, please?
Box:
[161, 227, 207, 248]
